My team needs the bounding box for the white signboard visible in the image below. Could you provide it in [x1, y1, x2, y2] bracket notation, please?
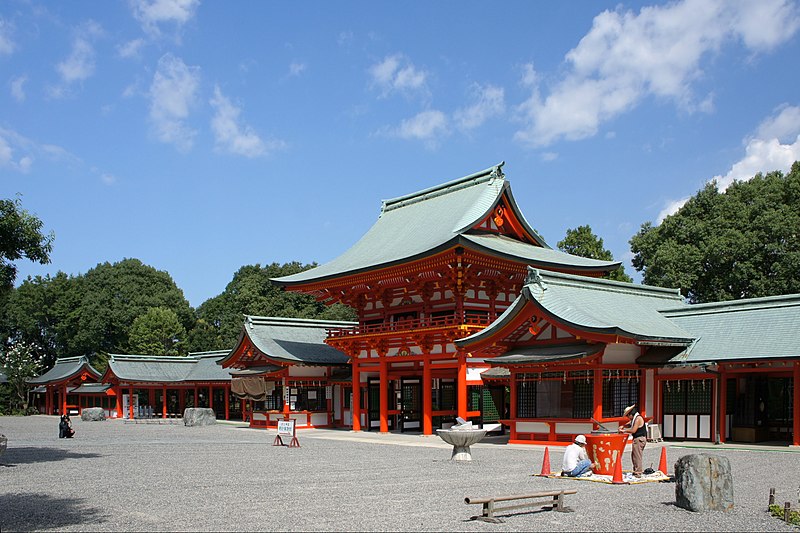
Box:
[277, 419, 296, 437]
[325, 386, 332, 399]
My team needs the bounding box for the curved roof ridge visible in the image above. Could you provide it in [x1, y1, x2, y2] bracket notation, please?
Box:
[661, 293, 800, 317]
[245, 316, 357, 328]
[189, 350, 232, 358]
[534, 268, 684, 302]
[108, 354, 195, 363]
[381, 162, 504, 215]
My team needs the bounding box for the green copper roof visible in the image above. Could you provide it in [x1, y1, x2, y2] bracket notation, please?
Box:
[660, 294, 800, 363]
[489, 343, 605, 365]
[458, 268, 693, 347]
[222, 316, 355, 366]
[106, 351, 233, 383]
[28, 356, 101, 385]
[273, 164, 619, 286]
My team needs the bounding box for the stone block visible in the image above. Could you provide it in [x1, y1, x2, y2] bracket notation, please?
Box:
[675, 454, 734, 512]
[183, 408, 216, 427]
[81, 407, 106, 421]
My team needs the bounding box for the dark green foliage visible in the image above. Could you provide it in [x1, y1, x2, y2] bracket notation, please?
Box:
[190, 262, 357, 352]
[558, 225, 633, 283]
[630, 162, 800, 303]
[0, 196, 54, 295]
[128, 307, 187, 356]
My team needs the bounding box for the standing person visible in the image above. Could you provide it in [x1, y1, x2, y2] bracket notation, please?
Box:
[619, 404, 646, 476]
[561, 434, 599, 477]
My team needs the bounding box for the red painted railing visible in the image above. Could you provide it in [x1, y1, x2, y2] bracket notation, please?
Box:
[326, 312, 491, 338]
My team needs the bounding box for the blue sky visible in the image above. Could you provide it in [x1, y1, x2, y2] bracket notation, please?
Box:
[2, 0, 800, 308]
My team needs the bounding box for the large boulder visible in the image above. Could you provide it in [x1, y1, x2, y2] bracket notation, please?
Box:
[183, 408, 216, 427]
[675, 454, 734, 512]
[81, 407, 106, 421]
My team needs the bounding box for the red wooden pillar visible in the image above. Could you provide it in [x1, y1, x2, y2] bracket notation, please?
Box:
[224, 385, 230, 420]
[718, 370, 727, 444]
[193, 387, 198, 408]
[593, 368, 603, 424]
[793, 362, 800, 447]
[45, 386, 51, 415]
[162, 385, 167, 418]
[509, 370, 517, 440]
[639, 369, 647, 417]
[209, 386, 214, 410]
[115, 386, 122, 418]
[422, 356, 432, 435]
[352, 362, 361, 431]
[128, 386, 135, 419]
[379, 359, 388, 433]
[456, 354, 467, 420]
[61, 384, 68, 416]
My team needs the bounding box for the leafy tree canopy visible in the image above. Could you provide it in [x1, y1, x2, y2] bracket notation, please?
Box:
[558, 225, 633, 283]
[630, 162, 800, 303]
[191, 262, 356, 351]
[0, 196, 54, 294]
[128, 307, 187, 356]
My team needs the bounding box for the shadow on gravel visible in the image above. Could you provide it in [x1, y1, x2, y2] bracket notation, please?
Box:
[0, 493, 106, 531]
[1, 446, 103, 466]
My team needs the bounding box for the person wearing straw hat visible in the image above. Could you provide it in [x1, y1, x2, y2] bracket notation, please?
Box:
[561, 435, 600, 477]
[619, 404, 647, 476]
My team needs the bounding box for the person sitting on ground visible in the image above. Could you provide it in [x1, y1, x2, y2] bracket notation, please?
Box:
[561, 434, 599, 477]
[59, 415, 75, 439]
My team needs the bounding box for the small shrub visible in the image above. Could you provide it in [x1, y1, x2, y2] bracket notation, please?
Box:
[769, 504, 800, 526]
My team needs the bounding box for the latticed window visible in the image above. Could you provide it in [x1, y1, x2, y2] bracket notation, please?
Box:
[602, 370, 640, 418]
[515, 371, 594, 419]
[662, 379, 712, 415]
[263, 386, 283, 411]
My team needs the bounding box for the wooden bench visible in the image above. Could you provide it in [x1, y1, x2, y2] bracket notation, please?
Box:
[465, 489, 577, 523]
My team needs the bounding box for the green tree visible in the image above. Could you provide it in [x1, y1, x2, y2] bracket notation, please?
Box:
[630, 162, 800, 303]
[0, 272, 78, 369]
[0, 196, 54, 295]
[128, 307, 187, 356]
[558, 225, 633, 283]
[190, 262, 356, 351]
[67, 258, 195, 357]
[0, 340, 43, 412]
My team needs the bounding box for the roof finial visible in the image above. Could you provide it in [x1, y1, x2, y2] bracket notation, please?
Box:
[525, 266, 547, 293]
[489, 161, 505, 182]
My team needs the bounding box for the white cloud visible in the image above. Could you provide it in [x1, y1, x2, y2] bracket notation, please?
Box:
[0, 18, 14, 56]
[130, 0, 200, 37]
[101, 172, 117, 185]
[381, 110, 449, 149]
[369, 54, 428, 97]
[50, 20, 104, 97]
[515, 0, 800, 147]
[209, 85, 284, 158]
[10, 75, 27, 102]
[288, 61, 306, 77]
[118, 38, 146, 58]
[0, 130, 33, 174]
[148, 53, 200, 151]
[657, 104, 800, 223]
[0, 135, 12, 166]
[454, 84, 505, 131]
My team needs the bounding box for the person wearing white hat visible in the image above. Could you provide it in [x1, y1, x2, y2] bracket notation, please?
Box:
[561, 434, 600, 477]
[619, 404, 647, 476]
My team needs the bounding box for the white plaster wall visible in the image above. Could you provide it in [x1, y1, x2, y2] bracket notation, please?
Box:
[467, 367, 487, 381]
[288, 366, 327, 378]
[601, 344, 640, 364]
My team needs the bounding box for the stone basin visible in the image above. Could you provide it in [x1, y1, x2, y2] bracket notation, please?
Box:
[436, 428, 487, 461]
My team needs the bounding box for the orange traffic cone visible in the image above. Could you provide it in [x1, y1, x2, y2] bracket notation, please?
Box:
[537, 447, 552, 476]
[658, 447, 668, 475]
[611, 455, 625, 484]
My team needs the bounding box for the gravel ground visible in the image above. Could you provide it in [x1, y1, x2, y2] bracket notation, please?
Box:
[0, 415, 797, 532]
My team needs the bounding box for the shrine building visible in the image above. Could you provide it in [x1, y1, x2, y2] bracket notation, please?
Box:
[28, 356, 105, 416]
[219, 316, 356, 429]
[271, 162, 800, 446]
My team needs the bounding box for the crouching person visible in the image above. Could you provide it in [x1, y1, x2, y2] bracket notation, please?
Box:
[561, 434, 599, 477]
